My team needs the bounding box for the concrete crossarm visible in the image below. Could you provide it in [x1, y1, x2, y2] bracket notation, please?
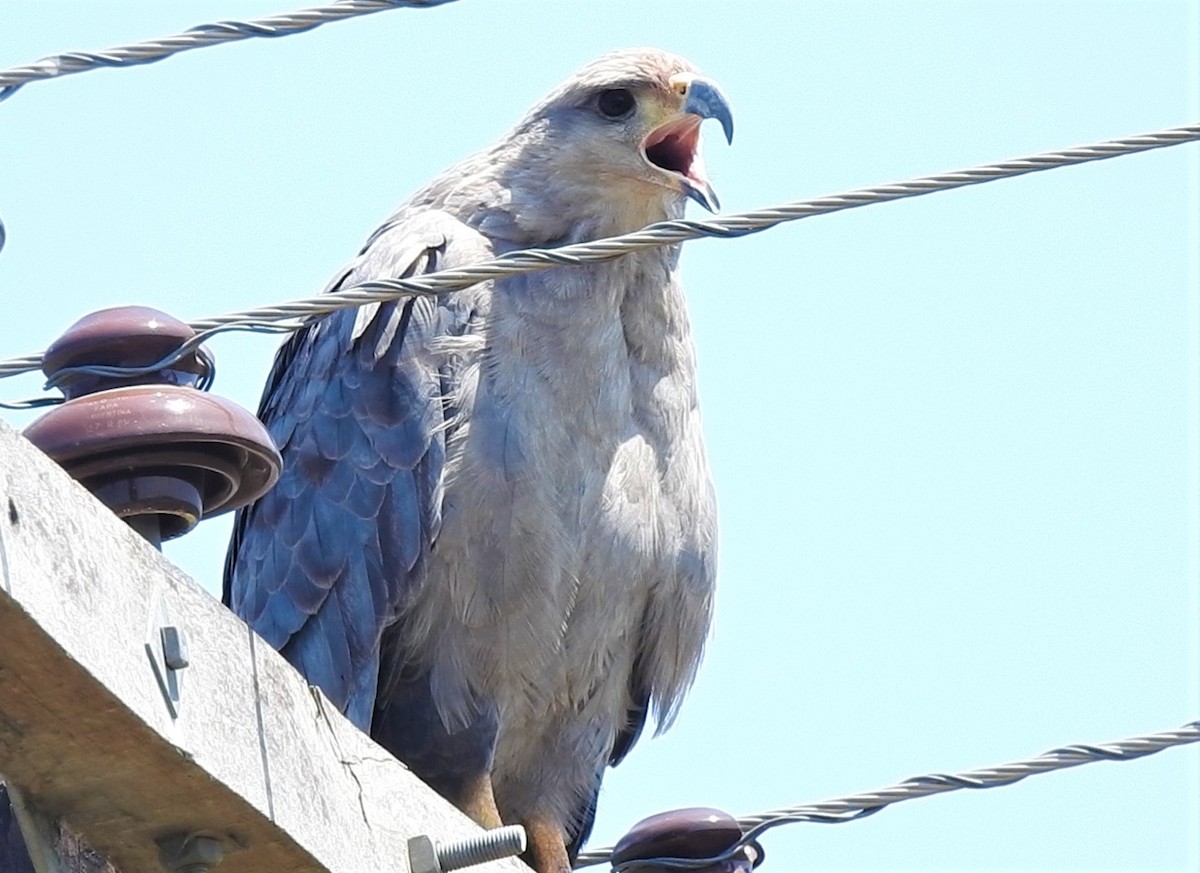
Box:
[0, 419, 529, 873]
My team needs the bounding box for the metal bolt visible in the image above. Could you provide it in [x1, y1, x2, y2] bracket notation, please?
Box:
[408, 824, 527, 873]
[157, 833, 224, 873]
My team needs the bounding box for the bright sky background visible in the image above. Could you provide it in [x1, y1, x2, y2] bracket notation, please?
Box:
[1, 2, 1198, 870]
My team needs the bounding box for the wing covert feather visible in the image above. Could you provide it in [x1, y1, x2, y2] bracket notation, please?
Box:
[224, 209, 490, 728]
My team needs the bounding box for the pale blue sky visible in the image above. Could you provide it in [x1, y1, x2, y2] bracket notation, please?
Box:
[1, 2, 1197, 870]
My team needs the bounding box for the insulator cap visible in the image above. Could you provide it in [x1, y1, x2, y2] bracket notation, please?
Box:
[24, 306, 280, 542]
[41, 306, 208, 397]
[612, 808, 744, 867]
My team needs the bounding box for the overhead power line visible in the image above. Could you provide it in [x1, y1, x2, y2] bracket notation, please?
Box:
[0, 0, 459, 102]
[0, 122, 1196, 382]
[575, 720, 1200, 868]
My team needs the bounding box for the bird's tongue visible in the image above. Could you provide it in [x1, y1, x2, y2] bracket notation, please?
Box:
[643, 116, 706, 186]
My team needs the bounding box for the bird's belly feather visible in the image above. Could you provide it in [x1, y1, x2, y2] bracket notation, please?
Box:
[399, 259, 715, 822]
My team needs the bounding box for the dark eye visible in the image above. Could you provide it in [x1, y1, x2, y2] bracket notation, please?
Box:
[596, 88, 636, 119]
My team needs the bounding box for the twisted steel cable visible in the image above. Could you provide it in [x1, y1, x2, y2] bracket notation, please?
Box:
[1, 122, 1197, 382]
[574, 720, 1200, 868]
[0, 0, 459, 102]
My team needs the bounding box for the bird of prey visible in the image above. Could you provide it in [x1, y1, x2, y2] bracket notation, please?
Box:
[224, 48, 732, 873]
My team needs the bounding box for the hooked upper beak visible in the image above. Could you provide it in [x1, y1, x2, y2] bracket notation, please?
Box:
[679, 75, 735, 145]
[641, 73, 734, 213]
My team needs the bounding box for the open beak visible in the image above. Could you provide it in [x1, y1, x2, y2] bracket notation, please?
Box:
[641, 74, 734, 213]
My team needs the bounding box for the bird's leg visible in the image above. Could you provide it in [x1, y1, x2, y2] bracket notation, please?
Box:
[522, 814, 572, 873]
[458, 772, 504, 830]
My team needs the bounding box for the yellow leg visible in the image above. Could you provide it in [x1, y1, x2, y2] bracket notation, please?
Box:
[523, 814, 572, 873]
[458, 772, 504, 831]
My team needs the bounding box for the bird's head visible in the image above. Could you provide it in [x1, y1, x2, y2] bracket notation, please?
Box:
[497, 48, 734, 238]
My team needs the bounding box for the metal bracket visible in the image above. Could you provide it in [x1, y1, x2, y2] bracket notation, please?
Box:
[145, 592, 187, 718]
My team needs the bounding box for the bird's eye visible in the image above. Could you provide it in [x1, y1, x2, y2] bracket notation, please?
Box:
[596, 88, 636, 119]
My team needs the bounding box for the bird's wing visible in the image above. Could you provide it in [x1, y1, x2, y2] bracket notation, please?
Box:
[223, 208, 490, 729]
[571, 524, 717, 858]
[563, 652, 652, 859]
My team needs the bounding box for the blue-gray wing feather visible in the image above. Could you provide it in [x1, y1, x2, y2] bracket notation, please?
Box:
[224, 209, 488, 730]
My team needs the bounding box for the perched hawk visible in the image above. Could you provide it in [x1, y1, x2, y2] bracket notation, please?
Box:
[225, 48, 732, 873]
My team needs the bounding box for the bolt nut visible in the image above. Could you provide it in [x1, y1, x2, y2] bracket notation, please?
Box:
[157, 833, 224, 872]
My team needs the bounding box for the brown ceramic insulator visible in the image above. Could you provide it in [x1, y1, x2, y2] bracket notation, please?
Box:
[612, 808, 744, 867]
[23, 307, 281, 542]
[41, 306, 209, 397]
